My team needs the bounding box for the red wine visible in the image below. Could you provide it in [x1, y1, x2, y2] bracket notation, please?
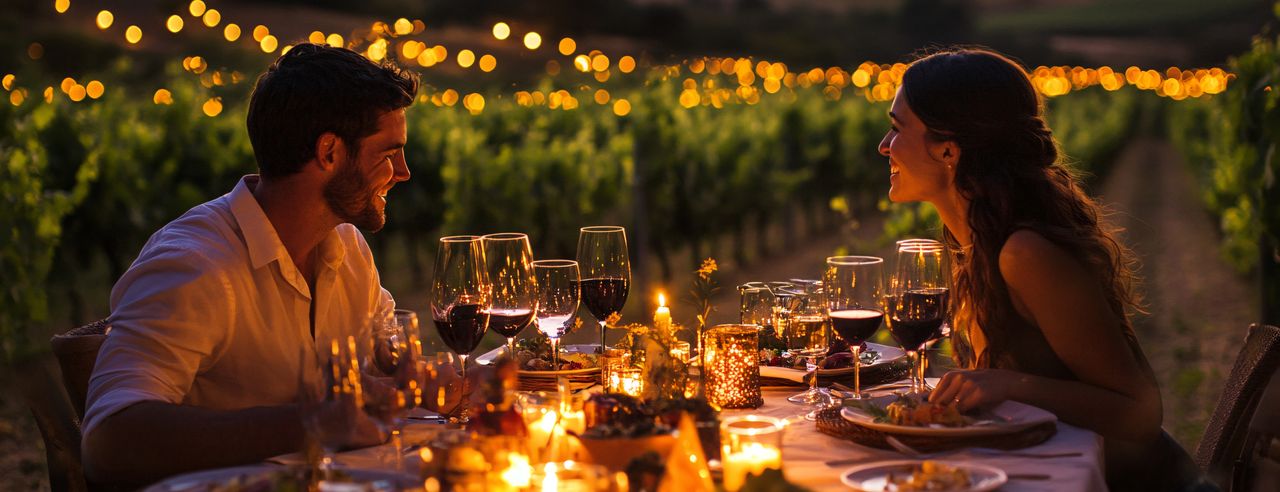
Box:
[577, 277, 629, 323]
[489, 308, 533, 338]
[434, 303, 490, 355]
[830, 309, 883, 345]
[884, 288, 948, 350]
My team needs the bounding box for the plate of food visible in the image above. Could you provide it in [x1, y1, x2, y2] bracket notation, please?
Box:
[475, 335, 600, 390]
[144, 464, 418, 492]
[840, 460, 1007, 492]
[840, 393, 1056, 437]
[759, 342, 905, 382]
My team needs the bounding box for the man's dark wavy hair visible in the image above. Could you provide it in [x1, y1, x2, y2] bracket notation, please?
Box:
[246, 43, 419, 178]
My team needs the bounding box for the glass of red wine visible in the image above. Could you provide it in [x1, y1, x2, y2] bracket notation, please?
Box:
[823, 256, 884, 401]
[883, 242, 949, 395]
[575, 226, 630, 355]
[532, 260, 580, 369]
[430, 235, 491, 423]
[895, 239, 947, 390]
[482, 233, 537, 357]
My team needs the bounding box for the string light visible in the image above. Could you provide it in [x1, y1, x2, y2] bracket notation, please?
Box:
[86, 80, 104, 99]
[167, 15, 184, 33]
[457, 49, 475, 68]
[558, 37, 576, 56]
[125, 26, 142, 44]
[188, 0, 205, 17]
[54, 0, 69, 14]
[202, 97, 222, 116]
[153, 88, 172, 105]
[493, 22, 510, 40]
[260, 35, 278, 53]
[523, 32, 541, 50]
[224, 24, 241, 41]
[202, 9, 221, 28]
[96, 10, 113, 29]
[252, 25, 269, 42]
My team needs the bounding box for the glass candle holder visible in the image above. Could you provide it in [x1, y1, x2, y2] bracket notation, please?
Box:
[705, 324, 763, 409]
[530, 461, 619, 492]
[519, 392, 585, 462]
[607, 367, 644, 397]
[669, 341, 691, 363]
[601, 348, 631, 391]
[720, 415, 785, 492]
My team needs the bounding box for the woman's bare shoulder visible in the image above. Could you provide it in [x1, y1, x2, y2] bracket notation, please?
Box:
[997, 229, 1087, 287]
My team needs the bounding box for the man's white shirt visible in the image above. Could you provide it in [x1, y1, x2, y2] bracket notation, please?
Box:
[83, 175, 391, 438]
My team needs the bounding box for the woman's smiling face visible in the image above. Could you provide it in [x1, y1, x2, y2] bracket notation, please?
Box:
[878, 87, 955, 204]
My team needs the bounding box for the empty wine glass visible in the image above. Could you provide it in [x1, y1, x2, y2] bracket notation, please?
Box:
[884, 242, 949, 394]
[431, 235, 491, 423]
[824, 256, 885, 401]
[366, 307, 422, 472]
[783, 282, 831, 413]
[576, 226, 630, 355]
[533, 260, 580, 370]
[299, 336, 364, 480]
[482, 233, 537, 356]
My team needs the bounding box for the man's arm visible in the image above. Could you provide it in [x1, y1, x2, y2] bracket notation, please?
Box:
[82, 401, 303, 485]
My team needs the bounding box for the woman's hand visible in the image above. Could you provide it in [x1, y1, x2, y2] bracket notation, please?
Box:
[928, 369, 1026, 412]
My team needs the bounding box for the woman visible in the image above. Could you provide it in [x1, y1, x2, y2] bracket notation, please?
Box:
[878, 48, 1198, 490]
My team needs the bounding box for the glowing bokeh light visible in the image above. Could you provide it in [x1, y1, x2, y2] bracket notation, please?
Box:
[167, 15, 184, 33]
[202, 9, 220, 27]
[252, 25, 269, 42]
[523, 32, 542, 50]
[86, 80, 104, 99]
[260, 35, 278, 53]
[493, 22, 510, 40]
[457, 49, 475, 68]
[96, 10, 113, 29]
[125, 25, 142, 44]
[55, 0, 69, 14]
[559, 37, 576, 56]
[479, 54, 496, 72]
[224, 23, 241, 41]
[203, 97, 222, 116]
[188, 0, 205, 17]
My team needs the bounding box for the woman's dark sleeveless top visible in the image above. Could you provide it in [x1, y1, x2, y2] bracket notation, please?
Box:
[972, 250, 1200, 492]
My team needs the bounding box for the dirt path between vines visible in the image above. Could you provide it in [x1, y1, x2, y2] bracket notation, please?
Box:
[1097, 136, 1256, 450]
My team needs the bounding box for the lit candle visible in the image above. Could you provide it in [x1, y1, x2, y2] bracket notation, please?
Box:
[722, 443, 782, 491]
[670, 341, 691, 363]
[720, 415, 785, 492]
[500, 452, 533, 488]
[654, 292, 672, 335]
[609, 367, 644, 397]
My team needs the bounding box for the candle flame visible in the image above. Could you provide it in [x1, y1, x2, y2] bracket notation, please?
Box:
[658, 292, 666, 307]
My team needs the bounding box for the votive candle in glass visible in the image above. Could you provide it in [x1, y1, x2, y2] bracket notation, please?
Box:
[705, 324, 763, 409]
[720, 415, 785, 492]
[608, 367, 643, 397]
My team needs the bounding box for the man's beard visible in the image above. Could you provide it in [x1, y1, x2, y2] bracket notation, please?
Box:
[323, 160, 385, 232]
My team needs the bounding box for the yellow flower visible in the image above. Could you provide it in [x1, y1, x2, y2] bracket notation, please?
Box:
[697, 258, 718, 280]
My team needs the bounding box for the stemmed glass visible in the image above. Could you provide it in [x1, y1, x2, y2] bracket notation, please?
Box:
[783, 282, 831, 413]
[533, 260, 580, 369]
[576, 226, 630, 355]
[823, 256, 885, 401]
[482, 233, 537, 356]
[299, 336, 363, 480]
[365, 306, 422, 472]
[883, 242, 949, 394]
[738, 282, 775, 331]
[897, 239, 946, 388]
[431, 235, 491, 423]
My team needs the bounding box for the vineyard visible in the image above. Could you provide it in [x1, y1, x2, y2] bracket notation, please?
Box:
[0, 0, 1274, 365]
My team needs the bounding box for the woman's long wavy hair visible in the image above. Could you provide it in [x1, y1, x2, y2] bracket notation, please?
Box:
[900, 48, 1143, 369]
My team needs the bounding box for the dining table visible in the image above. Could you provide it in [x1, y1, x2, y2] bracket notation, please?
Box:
[145, 378, 1108, 491]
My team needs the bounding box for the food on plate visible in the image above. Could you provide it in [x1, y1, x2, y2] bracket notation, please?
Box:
[758, 344, 880, 370]
[885, 460, 972, 491]
[514, 333, 598, 371]
[884, 395, 968, 427]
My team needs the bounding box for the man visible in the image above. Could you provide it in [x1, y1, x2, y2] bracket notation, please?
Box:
[82, 44, 428, 484]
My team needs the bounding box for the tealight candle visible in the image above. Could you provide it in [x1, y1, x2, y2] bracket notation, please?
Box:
[608, 367, 644, 397]
[720, 415, 785, 492]
[670, 341, 691, 363]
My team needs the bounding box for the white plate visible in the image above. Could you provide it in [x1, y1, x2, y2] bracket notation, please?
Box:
[840, 460, 1007, 491]
[840, 396, 1057, 437]
[759, 343, 906, 382]
[475, 343, 598, 366]
[144, 465, 417, 492]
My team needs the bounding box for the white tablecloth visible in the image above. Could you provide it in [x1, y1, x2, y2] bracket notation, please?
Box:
[726, 387, 1107, 491]
[246, 385, 1108, 491]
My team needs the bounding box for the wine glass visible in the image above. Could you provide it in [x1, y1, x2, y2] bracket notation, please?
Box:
[431, 235, 491, 423]
[482, 233, 537, 356]
[365, 310, 422, 472]
[896, 239, 946, 386]
[576, 226, 630, 355]
[738, 282, 774, 331]
[884, 242, 949, 394]
[823, 256, 884, 400]
[783, 282, 831, 412]
[299, 336, 364, 480]
[533, 260, 580, 369]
